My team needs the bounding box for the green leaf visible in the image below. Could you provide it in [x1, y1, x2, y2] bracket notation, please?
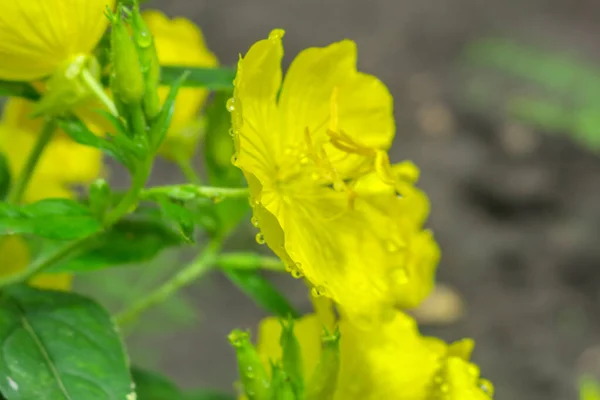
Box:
[184, 390, 236, 400]
[131, 367, 235, 400]
[0, 153, 11, 201]
[224, 270, 299, 318]
[204, 92, 250, 236]
[0, 80, 39, 101]
[47, 211, 185, 273]
[161, 66, 235, 91]
[149, 71, 190, 151]
[131, 367, 183, 400]
[155, 197, 196, 243]
[57, 116, 138, 171]
[0, 286, 134, 400]
[0, 199, 101, 240]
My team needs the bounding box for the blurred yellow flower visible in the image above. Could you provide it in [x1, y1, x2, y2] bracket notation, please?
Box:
[143, 10, 219, 160]
[0, 0, 115, 81]
[0, 98, 103, 291]
[0, 99, 104, 203]
[230, 29, 439, 324]
[253, 310, 494, 400]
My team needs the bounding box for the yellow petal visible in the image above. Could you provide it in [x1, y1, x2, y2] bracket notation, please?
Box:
[0, 0, 114, 80]
[143, 10, 219, 159]
[430, 356, 494, 400]
[232, 29, 284, 184]
[0, 99, 103, 202]
[278, 40, 394, 175]
[335, 311, 444, 400]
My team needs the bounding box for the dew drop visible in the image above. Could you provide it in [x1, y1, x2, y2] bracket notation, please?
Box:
[311, 285, 326, 297]
[468, 364, 480, 377]
[385, 240, 400, 253]
[231, 154, 238, 165]
[226, 97, 236, 112]
[478, 378, 494, 396]
[255, 232, 265, 245]
[333, 180, 345, 192]
[285, 263, 293, 272]
[251, 216, 259, 227]
[228, 128, 235, 137]
[393, 267, 409, 285]
[7, 377, 18, 391]
[268, 29, 285, 40]
[291, 269, 304, 278]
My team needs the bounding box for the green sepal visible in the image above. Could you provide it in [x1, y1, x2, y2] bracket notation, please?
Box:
[279, 318, 304, 397]
[303, 328, 341, 400]
[228, 329, 270, 400]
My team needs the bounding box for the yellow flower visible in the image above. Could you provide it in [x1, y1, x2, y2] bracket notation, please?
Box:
[230, 29, 439, 324]
[253, 310, 494, 400]
[0, 98, 103, 291]
[143, 10, 219, 160]
[0, 0, 115, 81]
[0, 98, 104, 203]
[0, 236, 71, 291]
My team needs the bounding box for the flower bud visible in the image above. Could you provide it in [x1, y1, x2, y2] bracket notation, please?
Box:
[279, 318, 304, 396]
[229, 329, 270, 400]
[130, 3, 161, 119]
[304, 328, 340, 400]
[109, 5, 144, 105]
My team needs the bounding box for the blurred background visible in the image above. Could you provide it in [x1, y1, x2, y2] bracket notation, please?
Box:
[75, 0, 600, 399]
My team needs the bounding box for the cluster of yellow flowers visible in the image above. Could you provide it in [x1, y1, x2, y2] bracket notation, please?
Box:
[0, 0, 216, 289]
[229, 30, 494, 399]
[0, 1, 494, 398]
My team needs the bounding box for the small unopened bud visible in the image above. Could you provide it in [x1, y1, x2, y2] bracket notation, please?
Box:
[228, 329, 270, 400]
[304, 328, 340, 400]
[131, 3, 161, 119]
[279, 318, 304, 397]
[109, 5, 144, 105]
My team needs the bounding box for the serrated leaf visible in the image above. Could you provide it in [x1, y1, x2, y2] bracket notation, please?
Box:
[0, 286, 134, 400]
[0, 80, 39, 101]
[224, 270, 299, 318]
[0, 199, 101, 240]
[161, 66, 235, 91]
[47, 214, 184, 273]
[204, 92, 250, 236]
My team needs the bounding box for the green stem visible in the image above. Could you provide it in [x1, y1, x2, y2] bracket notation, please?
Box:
[7, 119, 57, 204]
[81, 69, 118, 116]
[141, 184, 248, 201]
[104, 159, 152, 226]
[0, 159, 153, 288]
[175, 157, 203, 185]
[216, 253, 285, 272]
[115, 240, 222, 326]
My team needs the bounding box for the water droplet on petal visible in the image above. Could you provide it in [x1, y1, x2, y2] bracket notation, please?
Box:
[231, 154, 238, 165]
[255, 233, 265, 244]
[251, 216, 259, 227]
[291, 268, 304, 278]
[392, 267, 409, 285]
[311, 285, 327, 297]
[478, 378, 494, 397]
[268, 29, 285, 40]
[226, 97, 236, 112]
